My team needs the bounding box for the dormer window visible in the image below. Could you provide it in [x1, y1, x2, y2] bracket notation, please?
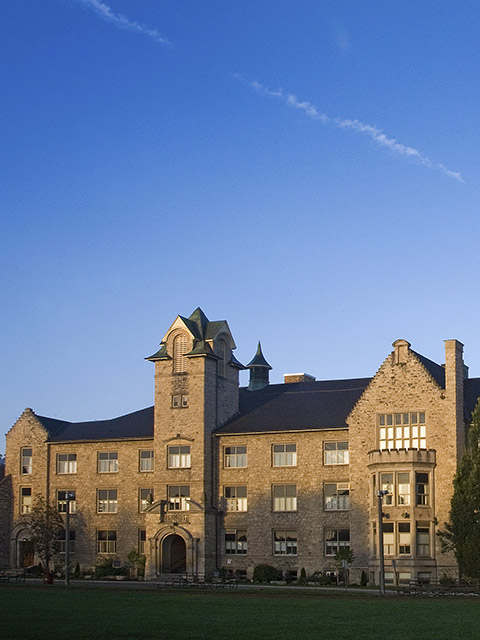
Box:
[173, 333, 188, 373]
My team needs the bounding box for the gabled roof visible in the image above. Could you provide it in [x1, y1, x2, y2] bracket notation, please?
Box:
[38, 407, 154, 442]
[216, 378, 372, 434]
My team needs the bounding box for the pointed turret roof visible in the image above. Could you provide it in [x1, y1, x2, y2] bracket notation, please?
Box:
[246, 342, 272, 370]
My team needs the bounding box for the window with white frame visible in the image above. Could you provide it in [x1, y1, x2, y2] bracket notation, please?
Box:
[168, 445, 191, 469]
[139, 488, 153, 512]
[98, 451, 118, 473]
[224, 446, 247, 468]
[172, 394, 189, 408]
[378, 412, 426, 450]
[416, 523, 430, 556]
[397, 472, 410, 505]
[173, 333, 188, 373]
[97, 489, 118, 513]
[383, 522, 394, 555]
[224, 486, 247, 511]
[20, 487, 32, 514]
[273, 485, 297, 511]
[272, 443, 297, 467]
[168, 485, 190, 510]
[273, 530, 298, 555]
[138, 529, 146, 554]
[21, 448, 32, 474]
[325, 529, 350, 556]
[57, 490, 76, 513]
[57, 453, 77, 474]
[324, 441, 349, 465]
[139, 450, 154, 472]
[398, 522, 411, 555]
[416, 472, 429, 506]
[380, 473, 394, 505]
[97, 529, 116, 553]
[324, 482, 350, 510]
[225, 529, 247, 554]
[57, 529, 75, 554]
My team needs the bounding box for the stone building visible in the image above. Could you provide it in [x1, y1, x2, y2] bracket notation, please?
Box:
[2, 307, 479, 585]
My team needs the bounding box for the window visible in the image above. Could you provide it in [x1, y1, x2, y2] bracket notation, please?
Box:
[324, 483, 350, 510]
[21, 448, 32, 474]
[97, 530, 117, 554]
[397, 472, 410, 505]
[383, 523, 394, 556]
[325, 529, 350, 556]
[217, 338, 228, 377]
[98, 452, 118, 473]
[417, 572, 431, 584]
[398, 572, 411, 585]
[372, 522, 377, 556]
[380, 473, 393, 505]
[273, 485, 297, 511]
[139, 450, 154, 472]
[58, 529, 75, 554]
[168, 485, 190, 510]
[274, 530, 298, 555]
[57, 490, 77, 513]
[224, 486, 247, 512]
[172, 394, 189, 408]
[378, 412, 426, 450]
[138, 529, 146, 554]
[139, 488, 153, 512]
[173, 333, 188, 373]
[225, 529, 247, 554]
[398, 522, 411, 555]
[20, 487, 32, 514]
[57, 453, 77, 474]
[97, 489, 118, 513]
[168, 445, 191, 469]
[324, 441, 349, 465]
[272, 444, 297, 467]
[416, 472, 429, 506]
[224, 446, 247, 468]
[416, 523, 430, 556]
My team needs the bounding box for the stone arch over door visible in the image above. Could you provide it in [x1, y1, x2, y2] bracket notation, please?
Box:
[149, 525, 198, 578]
[10, 524, 34, 569]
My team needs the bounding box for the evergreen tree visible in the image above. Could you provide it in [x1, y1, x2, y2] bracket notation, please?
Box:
[438, 399, 480, 579]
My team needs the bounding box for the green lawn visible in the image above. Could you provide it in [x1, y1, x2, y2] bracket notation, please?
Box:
[2, 585, 480, 640]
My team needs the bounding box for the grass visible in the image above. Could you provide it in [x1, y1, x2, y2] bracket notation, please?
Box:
[2, 585, 480, 640]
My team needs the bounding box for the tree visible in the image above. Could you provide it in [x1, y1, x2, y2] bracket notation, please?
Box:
[334, 547, 355, 586]
[438, 399, 480, 579]
[22, 495, 64, 574]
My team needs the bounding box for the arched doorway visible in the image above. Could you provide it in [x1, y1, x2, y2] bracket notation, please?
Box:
[161, 534, 186, 573]
[19, 538, 34, 567]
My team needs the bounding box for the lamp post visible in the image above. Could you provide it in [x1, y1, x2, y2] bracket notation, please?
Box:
[64, 492, 75, 587]
[377, 489, 389, 595]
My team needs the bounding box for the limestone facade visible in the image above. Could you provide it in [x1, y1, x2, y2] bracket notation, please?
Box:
[2, 308, 478, 585]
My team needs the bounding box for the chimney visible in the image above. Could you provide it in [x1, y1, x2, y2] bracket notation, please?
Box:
[284, 373, 316, 384]
[392, 339, 411, 364]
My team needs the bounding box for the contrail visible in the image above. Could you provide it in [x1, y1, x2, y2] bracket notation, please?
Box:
[74, 0, 169, 45]
[239, 76, 463, 183]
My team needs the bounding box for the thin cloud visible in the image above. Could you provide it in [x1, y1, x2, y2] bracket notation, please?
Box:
[238, 76, 463, 183]
[74, 0, 169, 44]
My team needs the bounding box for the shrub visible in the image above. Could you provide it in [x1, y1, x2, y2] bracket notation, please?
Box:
[360, 570, 368, 586]
[307, 571, 335, 586]
[73, 563, 81, 579]
[94, 557, 128, 579]
[297, 567, 307, 585]
[252, 564, 277, 583]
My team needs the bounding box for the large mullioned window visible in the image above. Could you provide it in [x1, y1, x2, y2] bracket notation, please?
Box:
[378, 412, 426, 450]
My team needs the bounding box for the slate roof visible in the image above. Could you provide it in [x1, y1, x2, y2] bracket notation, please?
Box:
[464, 378, 480, 420]
[215, 378, 372, 434]
[38, 406, 154, 442]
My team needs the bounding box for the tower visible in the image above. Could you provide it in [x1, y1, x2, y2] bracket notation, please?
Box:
[143, 308, 243, 578]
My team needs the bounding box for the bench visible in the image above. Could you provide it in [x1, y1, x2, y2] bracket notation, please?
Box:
[0, 569, 26, 583]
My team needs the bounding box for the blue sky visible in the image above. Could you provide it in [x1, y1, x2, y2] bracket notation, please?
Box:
[1, 1, 480, 454]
